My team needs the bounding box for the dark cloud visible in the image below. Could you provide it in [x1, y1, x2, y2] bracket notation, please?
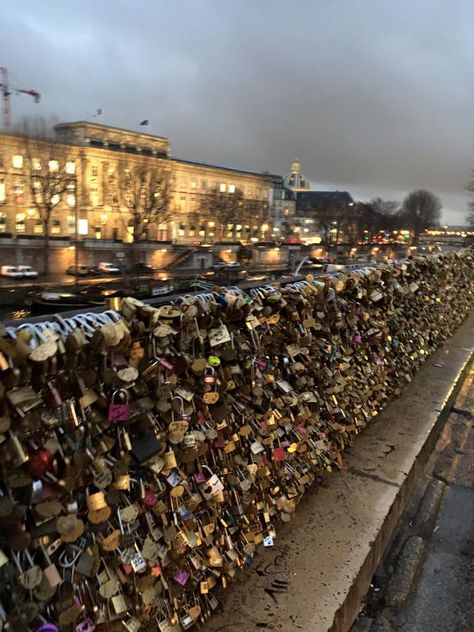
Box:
[2, 0, 474, 222]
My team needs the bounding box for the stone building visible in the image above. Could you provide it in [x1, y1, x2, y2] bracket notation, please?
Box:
[0, 121, 284, 249]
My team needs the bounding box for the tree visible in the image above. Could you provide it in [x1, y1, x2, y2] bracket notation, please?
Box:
[198, 187, 269, 242]
[20, 120, 74, 275]
[401, 189, 441, 245]
[369, 197, 400, 216]
[113, 158, 172, 270]
[465, 171, 474, 226]
[198, 187, 245, 241]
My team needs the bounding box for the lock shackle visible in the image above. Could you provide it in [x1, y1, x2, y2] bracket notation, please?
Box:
[172, 395, 185, 413]
[101, 309, 121, 322]
[71, 314, 96, 333]
[4, 326, 17, 339]
[111, 388, 129, 403]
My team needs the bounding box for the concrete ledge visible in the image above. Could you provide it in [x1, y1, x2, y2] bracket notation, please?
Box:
[206, 313, 474, 632]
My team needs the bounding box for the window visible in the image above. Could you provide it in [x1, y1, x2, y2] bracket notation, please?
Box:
[13, 177, 24, 198]
[0, 154, 3, 169]
[228, 184, 236, 193]
[51, 194, 60, 206]
[15, 213, 26, 233]
[32, 158, 41, 171]
[0, 213, 6, 231]
[191, 181, 197, 189]
[67, 216, 76, 234]
[12, 155, 23, 169]
[66, 161, 76, 175]
[201, 180, 207, 191]
[49, 160, 59, 172]
[219, 183, 226, 193]
[91, 165, 98, 177]
[67, 194, 76, 207]
[0, 178, 5, 203]
[51, 218, 61, 235]
[34, 220, 43, 234]
[90, 188, 99, 207]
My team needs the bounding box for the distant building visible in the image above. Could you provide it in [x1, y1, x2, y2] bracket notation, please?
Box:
[281, 159, 355, 243]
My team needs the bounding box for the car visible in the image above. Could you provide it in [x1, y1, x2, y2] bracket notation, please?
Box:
[66, 264, 90, 276]
[132, 262, 156, 274]
[17, 265, 38, 278]
[98, 262, 121, 274]
[212, 261, 241, 271]
[1, 265, 23, 278]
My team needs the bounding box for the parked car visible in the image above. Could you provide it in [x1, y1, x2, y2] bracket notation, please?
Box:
[17, 265, 39, 278]
[132, 262, 156, 274]
[98, 262, 121, 274]
[67, 264, 90, 276]
[212, 261, 241, 271]
[1, 265, 23, 278]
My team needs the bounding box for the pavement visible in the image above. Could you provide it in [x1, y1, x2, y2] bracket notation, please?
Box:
[352, 363, 474, 632]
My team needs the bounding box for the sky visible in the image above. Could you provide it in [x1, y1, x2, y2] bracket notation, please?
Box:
[2, 0, 474, 224]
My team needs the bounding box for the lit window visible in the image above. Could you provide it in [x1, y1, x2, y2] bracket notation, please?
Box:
[67, 216, 76, 234]
[51, 194, 60, 205]
[220, 183, 226, 193]
[67, 194, 76, 207]
[15, 213, 26, 233]
[191, 181, 197, 189]
[228, 184, 235, 193]
[13, 178, 24, 197]
[32, 158, 41, 170]
[49, 160, 59, 172]
[51, 219, 61, 234]
[66, 161, 76, 174]
[34, 220, 43, 234]
[0, 179, 5, 203]
[12, 155, 23, 169]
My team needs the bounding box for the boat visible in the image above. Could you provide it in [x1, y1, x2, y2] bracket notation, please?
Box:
[28, 283, 175, 315]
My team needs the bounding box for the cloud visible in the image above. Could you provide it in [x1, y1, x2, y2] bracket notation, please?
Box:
[2, 0, 474, 222]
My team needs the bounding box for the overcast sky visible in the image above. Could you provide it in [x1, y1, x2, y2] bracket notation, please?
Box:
[2, 0, 474, 223]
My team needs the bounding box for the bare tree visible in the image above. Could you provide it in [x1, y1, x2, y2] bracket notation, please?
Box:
[465, 170, 474, 226]
[198, 187, 245, 241]
[20, 120, 74, 275]
[369, 197, 400, 216]
[113, 158, 172, 270]
[401, 189, 441, 245]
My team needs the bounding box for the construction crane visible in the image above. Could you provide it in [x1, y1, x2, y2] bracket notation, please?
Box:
[0, 67, 41, 131]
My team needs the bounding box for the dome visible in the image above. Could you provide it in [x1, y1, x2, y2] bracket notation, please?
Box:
[284, 159, 310, 191]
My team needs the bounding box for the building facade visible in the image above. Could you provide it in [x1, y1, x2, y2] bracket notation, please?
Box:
[0, 121, 284, 246]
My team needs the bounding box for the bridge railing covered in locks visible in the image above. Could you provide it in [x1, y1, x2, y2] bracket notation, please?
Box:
[0, 250, 473, 632]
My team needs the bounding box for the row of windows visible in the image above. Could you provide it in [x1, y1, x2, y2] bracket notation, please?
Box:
[5, 154, 76, 173]
[0, 179, 76, 207]
[2, 156, 269, 199]
[0, 213, 76, 234]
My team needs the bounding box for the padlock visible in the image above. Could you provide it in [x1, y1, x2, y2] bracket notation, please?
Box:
[107, 389, 129, 422]
[200, 465, 224, 501]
